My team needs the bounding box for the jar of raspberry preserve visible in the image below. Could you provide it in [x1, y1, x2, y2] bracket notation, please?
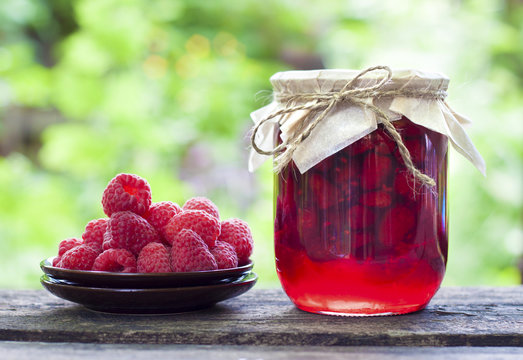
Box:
[249, 67, 485, 316]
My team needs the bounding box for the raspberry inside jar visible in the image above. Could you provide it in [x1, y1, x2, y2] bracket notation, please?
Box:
[274, 117, 448, 316]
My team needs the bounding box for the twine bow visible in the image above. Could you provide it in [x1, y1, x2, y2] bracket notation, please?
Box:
[250, 65, 448, 187]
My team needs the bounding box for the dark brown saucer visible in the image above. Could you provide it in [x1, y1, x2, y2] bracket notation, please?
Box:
[40, 272, 257, 314]
[41, 258, 253, 288]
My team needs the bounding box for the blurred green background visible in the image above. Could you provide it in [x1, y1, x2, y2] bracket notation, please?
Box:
[0, 0, 521, 288]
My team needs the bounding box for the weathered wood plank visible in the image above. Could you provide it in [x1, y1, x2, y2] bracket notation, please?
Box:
[0, 287, 521, 346]
[1, 342, 523, 360]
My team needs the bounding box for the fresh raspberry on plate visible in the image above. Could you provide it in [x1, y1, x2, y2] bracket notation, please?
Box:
[101, 173, 152, 217]
[82, 218, 108, 253]
[182, 196, 220, 220]
[210, 241, 238, 269]
[164, 210, 221, 248]
[92, 248, 137, 273]
[52, 256, 61, 267]
[59, 245, 99, 270]
[103, 211, 160, 256]
[218, 218, 253, 265]
[144, 201, 182, 240]
[137, 242, 172, 273]
[170, 229, 218, 272]
[58, 237, 83, 257]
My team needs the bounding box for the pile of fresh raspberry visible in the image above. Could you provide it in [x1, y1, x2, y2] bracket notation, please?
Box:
[53, 173, 253, 273]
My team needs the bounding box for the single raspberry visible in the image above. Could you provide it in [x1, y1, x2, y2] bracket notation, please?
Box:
[59, 245, 99, 270]
[378, 206, 416, 251]
[52, 256, 61, 267]
[92, 248, 137, 273]
[103, 211, 160, 256]
[58, 238, 83, 257]
[210, 241, 238, 269]
[164, 210, 221, 248]
[144, 201, 182, 240]
[300, 219, 341, 262]
[218, 218, 253, 265]
[308, 173, 334, 210]
[297, 205, 317, 234]
[361, 153, 392, 190]
[298, 205, 346, 261]
[82, 218, 108, 253]
[170, 229, 218, 272]
[101, 173, 152, 217]
[182, 197, 220, 220]
[360, 189, 392, 208]
[137, 242, 172, 273]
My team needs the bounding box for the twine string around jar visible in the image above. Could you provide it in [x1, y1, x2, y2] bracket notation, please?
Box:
[250, 65, 448, 187]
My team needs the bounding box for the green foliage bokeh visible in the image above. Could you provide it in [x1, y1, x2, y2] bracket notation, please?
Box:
[0, 0, 521, 288]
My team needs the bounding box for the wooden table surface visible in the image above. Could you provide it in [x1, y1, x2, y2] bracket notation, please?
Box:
[1, 287, 522, 359]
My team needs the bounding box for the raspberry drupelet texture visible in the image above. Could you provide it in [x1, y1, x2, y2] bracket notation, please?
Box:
[137, 242, 172, 273]
[92, 248, 137, 272]
[218, 218, 253, 265]
[102, 173, 152, 217]
[210, 241, 238, 269]
[82, 218, 108, 253]
[59, 245, 99, 270]
[144, 201, 182, 241]
[103, 211, 160, 256]
[164, 210, 221, 248]
[170, 229, 217, 272]
[182, 197, 220, 220]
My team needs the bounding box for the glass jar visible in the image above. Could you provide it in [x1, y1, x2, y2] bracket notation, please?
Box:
[274, 116, 448, 316]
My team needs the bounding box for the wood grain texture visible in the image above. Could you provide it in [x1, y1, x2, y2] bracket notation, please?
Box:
[2, 342, 523, 360]
[0, 287, 521, 346]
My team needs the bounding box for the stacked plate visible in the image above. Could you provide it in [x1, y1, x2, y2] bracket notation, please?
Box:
[40, 258, 257, 314]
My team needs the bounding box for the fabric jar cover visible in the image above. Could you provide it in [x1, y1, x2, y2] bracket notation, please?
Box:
[249, 68, 485, 176]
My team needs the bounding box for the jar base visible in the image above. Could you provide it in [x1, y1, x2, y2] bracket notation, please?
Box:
[294, 301, 428, 317]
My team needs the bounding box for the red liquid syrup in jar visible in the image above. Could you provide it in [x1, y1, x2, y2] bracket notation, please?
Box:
[274, 117, 448, 316]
